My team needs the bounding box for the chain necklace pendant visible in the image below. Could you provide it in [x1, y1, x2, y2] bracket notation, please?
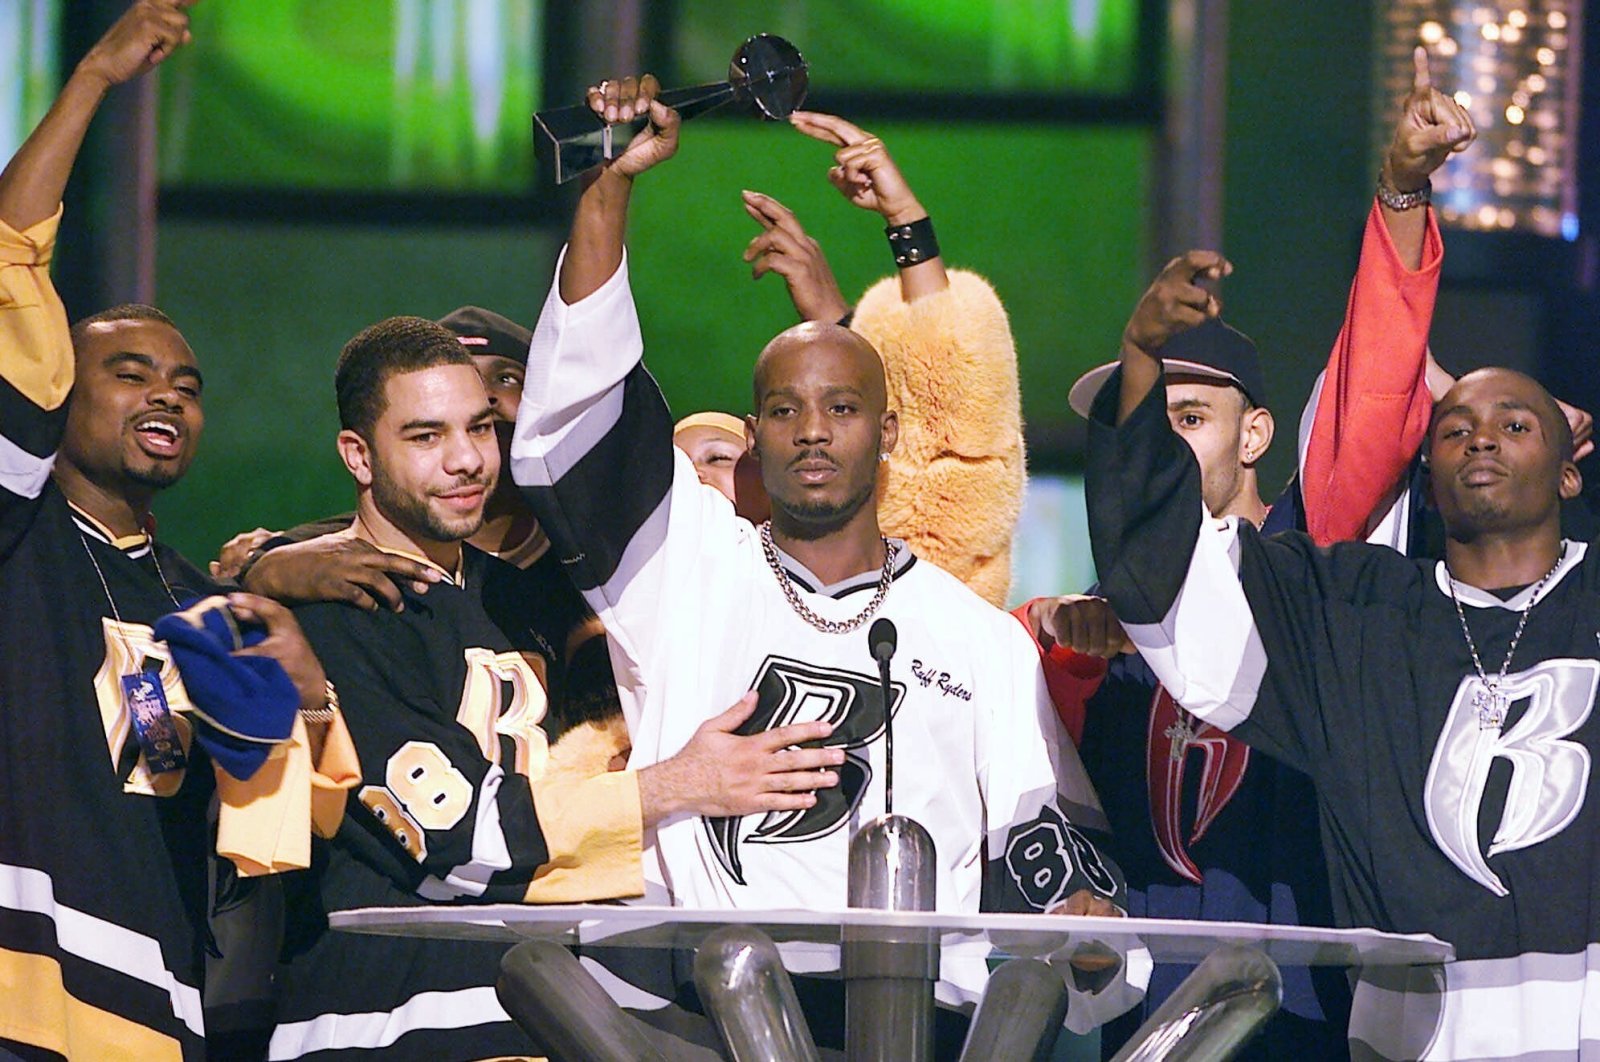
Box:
[1447, 548, 1565, 735]
[1164, 713, 1195, 760]
[1472, 685, 1508, 730]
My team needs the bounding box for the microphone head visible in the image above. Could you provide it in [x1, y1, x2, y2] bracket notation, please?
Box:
[868, 617, 898, 663]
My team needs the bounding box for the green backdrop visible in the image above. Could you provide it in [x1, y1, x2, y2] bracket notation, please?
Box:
[151, 120, 1151, 564]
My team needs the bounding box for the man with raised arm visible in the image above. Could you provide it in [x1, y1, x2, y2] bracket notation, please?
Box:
[741, 110, 1026, 608]
[1015, 46, 1472, 1058]
[1085, 190, 1600, 1062]
[0, 3, 350, 1058]
[511, 76, 1140, 1049]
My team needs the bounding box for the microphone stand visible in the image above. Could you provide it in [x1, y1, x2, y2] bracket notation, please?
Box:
[878, 651, 894, 816]
[846, 617, 937, 1061]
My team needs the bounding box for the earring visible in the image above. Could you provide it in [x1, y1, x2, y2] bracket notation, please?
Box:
[878, 452, 890, 463]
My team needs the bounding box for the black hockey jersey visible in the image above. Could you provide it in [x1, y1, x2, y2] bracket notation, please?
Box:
[0, 213, 222, 1061]
[259, 512, 616, 748]
[1089, 369, 1600, 1060]
[271, 544, 641, 1061]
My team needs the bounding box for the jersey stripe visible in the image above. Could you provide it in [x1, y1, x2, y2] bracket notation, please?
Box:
[0, 863, 204, 1038]
[0, 431, 52, 501]
[1351, 948, 1600, 1060]
[0, 371, 64, 463]
[0, 946, 185, 1062]
[518, 369, 674, 592]
[266, 986, 511, 1058]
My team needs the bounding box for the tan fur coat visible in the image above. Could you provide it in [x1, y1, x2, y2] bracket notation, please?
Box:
[853, 269, 1026, 608]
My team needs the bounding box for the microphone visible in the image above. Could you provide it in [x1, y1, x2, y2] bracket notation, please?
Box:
[868, 618, 898, 815]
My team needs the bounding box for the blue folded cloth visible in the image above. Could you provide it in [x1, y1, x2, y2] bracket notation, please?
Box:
[154, 596, 300, 780]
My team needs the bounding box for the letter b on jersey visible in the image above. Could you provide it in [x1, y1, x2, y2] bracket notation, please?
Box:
[1425, 658, 1598, 896]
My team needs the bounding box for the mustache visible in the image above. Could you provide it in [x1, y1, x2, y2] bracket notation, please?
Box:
[430, 473, 492, 495]
[787, 448, 839, 470]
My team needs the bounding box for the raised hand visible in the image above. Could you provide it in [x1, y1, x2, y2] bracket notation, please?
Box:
[1384, 45, 1476, 193]
[1558, 397, 1595, 463]
[789, 111, 925, 226]
[77, 0, 198, 90]
[741, 190, 851, 322]
[585, 74, 680, 179]
[1025, 595, 1135, 659]
[1124, 250, 1233, 358]
[637, 692, 847, 826]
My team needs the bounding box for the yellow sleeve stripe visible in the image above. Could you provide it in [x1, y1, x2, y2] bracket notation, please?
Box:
[0, 205, 73, 411]
[216, 713, 362, 876]
[0, 946, 185, 1062]
[523, 769, 644, 903]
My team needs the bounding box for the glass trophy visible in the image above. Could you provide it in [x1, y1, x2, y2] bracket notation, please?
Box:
[534, 34, 809, 184]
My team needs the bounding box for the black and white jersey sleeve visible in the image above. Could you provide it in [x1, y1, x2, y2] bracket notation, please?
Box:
[1084, 366, 1421, 772]
[0, 208, 72, 560]
[978, 617, 1148, 1031]
[510, 249, 758, 731]
[981, 621, 1129, 916]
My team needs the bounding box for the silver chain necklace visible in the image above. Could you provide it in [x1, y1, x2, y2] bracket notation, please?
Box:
[77, 527, 181, 625]
[760, 520, 896, 634]
[1446, 549, 1563, 730]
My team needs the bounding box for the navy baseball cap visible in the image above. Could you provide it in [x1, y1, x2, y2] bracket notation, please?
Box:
[1068, 318, 1267, 418]
[436, 306, 532, 365]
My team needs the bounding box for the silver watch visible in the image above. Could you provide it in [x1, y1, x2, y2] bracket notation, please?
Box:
[1376, 173, 1431, 211]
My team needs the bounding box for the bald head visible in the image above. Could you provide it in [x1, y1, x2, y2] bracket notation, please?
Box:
[753, 321, 887, 413]
[748, 321, 897, 541]
[1433, 367, 1573, 461]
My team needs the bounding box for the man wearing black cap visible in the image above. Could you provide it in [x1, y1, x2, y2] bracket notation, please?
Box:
[1069, 317, 1275, 527]
[1018, 46, 1475, 1056]
[1032, 299, 1355, 1057]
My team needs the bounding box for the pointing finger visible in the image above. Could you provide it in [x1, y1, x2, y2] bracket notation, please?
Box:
[742, 199, 775, 231]
[741, 189, 808, 240]
[788, 110, 872, 147]
[1412, 45, 1431, 94]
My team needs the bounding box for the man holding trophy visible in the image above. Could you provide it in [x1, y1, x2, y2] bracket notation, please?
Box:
[509, 74, 1144, 1053]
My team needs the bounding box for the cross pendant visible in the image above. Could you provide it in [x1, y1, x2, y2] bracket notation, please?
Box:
[1164, 715, 1195, 760]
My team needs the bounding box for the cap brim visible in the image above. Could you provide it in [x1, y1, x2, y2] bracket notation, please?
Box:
[673, 411, 747, 441]
[1067, 359, 1246, 419]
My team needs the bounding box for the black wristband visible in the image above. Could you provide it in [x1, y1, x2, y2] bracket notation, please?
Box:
[886, 216, 939, 268]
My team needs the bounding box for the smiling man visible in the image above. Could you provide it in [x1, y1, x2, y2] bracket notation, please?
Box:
[0, 4, 348, 1058]
[270, 316, 840, 1060]
[510, 76, 1141, 1052]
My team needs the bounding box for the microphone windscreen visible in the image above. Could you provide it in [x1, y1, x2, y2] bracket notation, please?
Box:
[868, 617, 898, 663]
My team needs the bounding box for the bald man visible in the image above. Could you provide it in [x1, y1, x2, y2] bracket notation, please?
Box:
[510, 77, 1143, 1046]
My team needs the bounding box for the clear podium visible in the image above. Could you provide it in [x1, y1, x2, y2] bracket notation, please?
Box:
[330, 902, 1450, 967]
[332, 904, 1451, 1060]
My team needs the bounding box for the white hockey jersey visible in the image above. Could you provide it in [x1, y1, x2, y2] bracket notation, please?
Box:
[511, 250, 1145, 1029]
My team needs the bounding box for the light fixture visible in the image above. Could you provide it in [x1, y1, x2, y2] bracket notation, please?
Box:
[1373, 0, 1583, 238]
